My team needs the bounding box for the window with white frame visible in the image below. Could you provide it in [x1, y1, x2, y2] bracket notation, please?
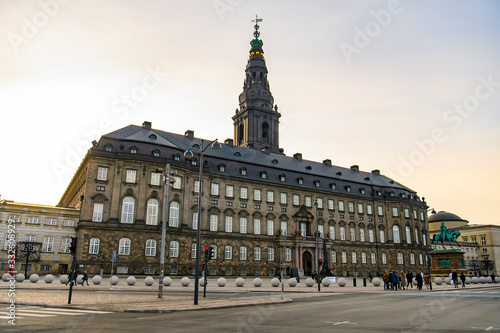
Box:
[254, 247, 261, 261]
[42, 236, 54, 252]
[173, 176, 182, 189]
[121, 197, 134, 223]
[254, 219, 261, 234]
[192, 212, 198, 230]
[340, 226, 345, 240]
[225, 216, 233, 232]
[25, 235, 36, 242]
[240, 246, 247, 260]
[285, 248, 291, 261]
[151, 172, 161, 186]
[300, 223, 307, 236]
[481, 236, 486, 246]
[146, 199, 159, 225]
[126, 170, 136, 183]
[316, 198, 323, 209]
[359, 228, 365, 242]
[210, 215, 218, 231]
[393, 225, 400, 243]
[226, 185, 234, 197]
[382, 252, 387, 264]
[211, 183, 219, 195]
[280, 221, 287, 236]
[414, 210, 418, 219]
[406, 226, 412, 244]
[169, 241, 179, 257]
[293, 194, 299, 205]
[194, 180, 200, 193]
[420, 212, 425, 221]
[358, 203, 363, 214]
[191, 244, 197, 259]
[8, 215, 20, 223]
[361, 252, 367, 264]
[63, 220, 74, 227]
[28, 216, 39, 224]
[368, 229, 374, 242]
[267, 220, 274, 235]
[352, 252, 357, 264]
[367, 204, 373, 215]
[119, 238, 131, 255]
[280, 192, 287, 204]
[379, 230, 385, 243]
[371, 252, 376, 264]
[328, 199, 334, 210]
[423, 233, 427, 246]
[348, 202, 354, 213]
[331, 251, 337, 263]
[350, 227, 356, 241]
[240, 217, 247, 233]
[305, 196, 312, 207]
[341, 251, 347, 263]
[97, 167, 108, 181]
[145, 239, 156, 256]
[410, 253, 415, 264]
[377, 205, 383, 216]
[252, 188, 259, 200]
[61, 238, 71, 253]
[169, 202, 179, 227]
[318, 225, 324, 238]
[414, 227, 419, 244]
[268, 248, 275, 261]
[267, 191, 274, 203]
[392, 207, 398, 217]
[339, 201, 345, 211]
[397, 252, 404, 265]
[225, 246, 232, 259]
[404, 208, 410, 218]
[329, 226, 335, 240]
[419, 253, 424, 265]
[45, 218, 57, 225]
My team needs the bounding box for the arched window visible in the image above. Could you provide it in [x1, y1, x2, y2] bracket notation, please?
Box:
[410, 253, 415, 265]
[361, 252, 367, 264]
[121, 197, 134, 223]
[240, 246, 247, 260]
[341, 251, 347, 263]
[352, 252, 357, 264]
[118, 238, 131, 255]
[225, 246, 232, 260]
[169, 241, 179, 257]
[169, 202, 179, 227]
[371, 252, 376, 264]
[414, 227, 419, 244]
[392, 225, 400, 243]
[397, 252, 404, 265]
[382, 252, 387, 265]
[104, 144, 113, 152]
[262, 122, 269, 140]
[89, 238, 100, 254]
[145, 239, 156, 256]
[146, 199, 159, 225]
[238, 124, 244, 145]
[406, 226, 412, 244]
[254, 247, 261, 261]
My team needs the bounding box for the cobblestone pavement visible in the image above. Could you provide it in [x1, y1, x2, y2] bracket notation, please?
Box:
[1, 276, 496, 312]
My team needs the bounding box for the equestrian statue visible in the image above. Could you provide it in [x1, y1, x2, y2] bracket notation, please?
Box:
[432, 222, 461, 250]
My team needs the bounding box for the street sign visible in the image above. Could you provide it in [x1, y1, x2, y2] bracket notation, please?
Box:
[112, 251, 116, 262]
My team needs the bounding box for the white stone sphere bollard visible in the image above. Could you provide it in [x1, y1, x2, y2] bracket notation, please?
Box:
[60, 274, 69, 284]
[444, 277, 452, 285]
[2, 273, 12, 282]
[199, 278, 206, 286]
[337, 277, 347, 287]
[109, 275, 119, 285]
[253, 278, 263, 287]
[486, 277, 493, 283]
[479, 277, 487, 284]
[495, 277, 500, 283]
[15, 274, 25, 282]
[181, 277, 190, 287]
[144, 276, 155, 286]
[305, 278, 315, 287]
[372, 277, 382, 287]
[44, 274, 54, 283]
[163, 277, 172, 286]
[413, 279, 418, 285]
[288, 278, 297, 287]
[235, 277, 245, 287]
[434, 277, 443, 285]
[322, 278, 331, 287]
[76, 275, 84, 284]
[471, 277, 479, 284]
[271, 277, 280, 287]
[217, 277, 226, 287]
[92, 275, 102, 285]
[29, 274, 39, 283]
[465, 277, 471, 284]
[127, 276, 136, 286]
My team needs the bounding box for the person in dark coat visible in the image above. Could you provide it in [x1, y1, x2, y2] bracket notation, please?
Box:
[416, 272, 423, 290]
[452, 271, 459, 288]
[391, 271, 399, 290]
[406, 271, 413, 289]
[82, 270, 89, 286]
[460, 272, 466, 288]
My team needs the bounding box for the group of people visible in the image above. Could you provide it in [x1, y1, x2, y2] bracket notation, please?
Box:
[383, 270, 427, 291]
[65, 269, 89, 286]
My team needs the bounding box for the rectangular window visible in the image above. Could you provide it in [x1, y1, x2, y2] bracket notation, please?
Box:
[414, 210, 418, 219]
[481, 237, 486, 246]
[28, 216, 39, 224]
[8, 215, 20, 223]
[42, 236, 54, 252]
[61, 238, 71, 253]
[194, 180, 200, 193]
[318, 225, 324, 238]
[239, 187, 248, 199]
[293, 194, 300, 206]
[226, 185, 234, 198]
[316, 198, 323, 209]
[92, 203, 103, 222]
[267, 220, 274, 236]
[25, 235, 36, 242]
[404, 208, 410, 218]
[268, 248, 275, 261]
[192, 212, 198, 230]
[350, 227, 356, 241]
[339, 201, 345, 211]
[225, 216, 232, 232]
[211, 183, 219, 195]
[126, 170, 136, 183]
[340, 226, 345, 240]
[348, 202, 354, 213]
[300, 223, 307, 236]
[280, 221, 287, 236]
[367, 205, 373, 215]
[45, 218, 57, 225]
[285, 248, 292, 262]
[331, 251, 336, 263]
[210, 215, 218, 231]
[397, 253, 404, 265]
[253, 189, 260, 200]
[342, 251, 347, 263]
[369, 229, 374, 242]
[379, 230, 385, 243]
[63, 220, 74, 227]
[97, 167, 108, 181]
[267, 191, 274, 203]
[328, 199, 334, 210]
[240, 217, 247, 233]
[280, 192, 287, 204]
[358, 203, 363, 214]
[377, 205, 383, 216]
[173, 176, 182, 189]
[254, 219, 261, 234]
[360, 229, 365, 242]
[392, 207, 398, 217]
[305, 196, 312, 207]
[329, 226, 335, 240]
[420, 212, 425, 221]
[371, 253, 376, 264]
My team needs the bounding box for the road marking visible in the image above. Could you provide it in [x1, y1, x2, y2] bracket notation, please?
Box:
[0, 306, 112, 320]
[470, 326, 500, 331]
[325, 321, 357, 326]
[391, 293, 499, 298]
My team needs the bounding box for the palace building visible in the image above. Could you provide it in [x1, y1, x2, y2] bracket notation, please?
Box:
[58, 21, 430, 278]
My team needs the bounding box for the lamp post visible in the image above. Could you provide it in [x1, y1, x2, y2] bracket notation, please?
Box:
[184, 138, 221, 305]
[423, 208, 435, 291]
[314, 200, 320, 292]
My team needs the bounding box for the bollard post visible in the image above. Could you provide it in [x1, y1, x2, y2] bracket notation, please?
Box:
[363, 278, 367, 287]
[353, 278, 357, 287]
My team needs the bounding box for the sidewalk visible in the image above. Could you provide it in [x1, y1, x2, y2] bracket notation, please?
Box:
[0, 276, 497, 312]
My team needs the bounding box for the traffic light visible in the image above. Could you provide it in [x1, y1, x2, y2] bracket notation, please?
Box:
[204, 246, 209, 260]
[318, 259, 323, 266]
[208, 246, 214, 260]
[70, 237, 78, 255]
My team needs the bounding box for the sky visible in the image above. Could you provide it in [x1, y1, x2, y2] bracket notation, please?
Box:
[1, 0, 499, 225]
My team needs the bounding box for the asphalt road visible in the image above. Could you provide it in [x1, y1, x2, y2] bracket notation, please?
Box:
[3, 287, 500, 333]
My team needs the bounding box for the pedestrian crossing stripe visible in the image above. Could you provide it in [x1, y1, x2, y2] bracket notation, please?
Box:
[0, 306, 111, 319]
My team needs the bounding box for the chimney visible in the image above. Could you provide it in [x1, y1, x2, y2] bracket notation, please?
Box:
[224, 138, 234, 147]
[323, 159, 332, 167]
[185, 130, 194, 140]
[350, 165, 359, 172]
[293, 153, 302, 161]
[142, 121, 152, 129]
[371, 169, 380, 175]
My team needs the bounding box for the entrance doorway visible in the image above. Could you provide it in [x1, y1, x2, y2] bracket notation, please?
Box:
[302, 251, 312, 276]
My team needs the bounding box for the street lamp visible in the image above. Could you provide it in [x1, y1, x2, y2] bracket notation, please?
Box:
[184, 138, 222, 305]
[422, 226, 433, 291]
[313, 200, 320, 292]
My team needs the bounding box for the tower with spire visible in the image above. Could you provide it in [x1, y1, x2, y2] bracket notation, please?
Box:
[232, 16, 282, 154]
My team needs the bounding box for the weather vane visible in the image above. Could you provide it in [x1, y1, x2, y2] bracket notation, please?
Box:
[251, 15, 263, 39]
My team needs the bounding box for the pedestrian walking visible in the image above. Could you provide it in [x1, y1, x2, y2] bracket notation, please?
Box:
[391, 271, 399, 290]
[416, 271, 423, 290]
[406, 271, 413, 289]
[82, 270, 89, 286]
[383, 271, 390, 290]
[491, 273, 496, 283]
[400, 271, 406, 290]
[460, 272, 466, 288]
[452, 271, 459, 288]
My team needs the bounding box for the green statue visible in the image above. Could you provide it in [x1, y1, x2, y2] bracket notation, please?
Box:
[432, 222, 461, 250]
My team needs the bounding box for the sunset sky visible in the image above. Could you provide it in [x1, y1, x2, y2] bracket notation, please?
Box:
[1, 1, 499, 225]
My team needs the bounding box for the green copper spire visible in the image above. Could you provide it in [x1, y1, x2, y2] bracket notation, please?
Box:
[250, 15, 263, 47]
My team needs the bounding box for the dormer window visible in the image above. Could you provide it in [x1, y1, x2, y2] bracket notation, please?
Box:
[360, 188, 365, 195]
[272, 159, 278, 164]
[279, 174, 286, 182]
[149, 134, 157, 140]
[306, 166, 312, 170]
[314, 180, 320, 188]
[130, 146, 138, 154]
[240, 168, 247, 176]
[173, 154, 180, 161]
[219, 164, 226, 172]
[193, 144, 200, 149]
[345, 185, 351, 192]
[152, 149, 160, 157]
[297, 177, 304, 185]
[104, 144, 113, 152]
[376, 190, 382, 196]
[191, 158, 198, 166]
[390, 192, 395, 197]
[330, 183, 336, 190]
[400, 193, 406, 198]
[260, 171, 267, 179]
[234, 152, 241, 157]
